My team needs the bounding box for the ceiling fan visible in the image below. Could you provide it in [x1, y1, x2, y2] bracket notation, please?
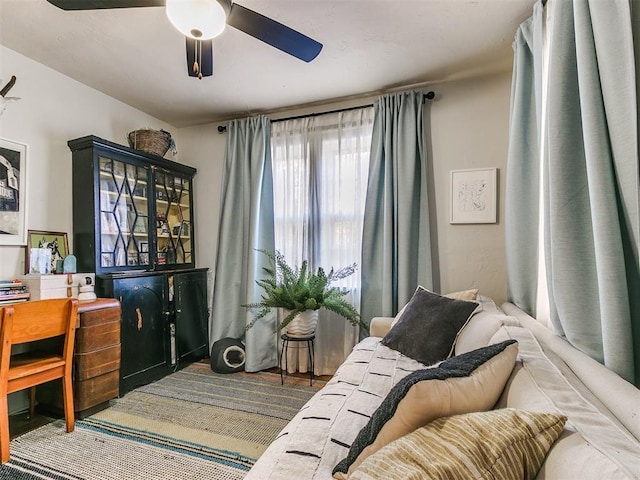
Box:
[46, 0, 323, 79]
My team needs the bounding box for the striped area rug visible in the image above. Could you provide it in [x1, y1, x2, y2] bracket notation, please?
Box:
[0, 363, 325, 479]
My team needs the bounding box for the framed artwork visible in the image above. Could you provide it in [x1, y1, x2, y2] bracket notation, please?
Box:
[25, 230, 69, 274]
[450, 168, 498, 224]
[0, 138, 27, 245]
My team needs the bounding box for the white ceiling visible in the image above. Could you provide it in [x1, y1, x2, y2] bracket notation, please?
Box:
[0, 0, 535, 127]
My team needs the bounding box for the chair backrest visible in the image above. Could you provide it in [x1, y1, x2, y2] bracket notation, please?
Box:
[0, 299, 78, 370]
[1, 299, 78, 345]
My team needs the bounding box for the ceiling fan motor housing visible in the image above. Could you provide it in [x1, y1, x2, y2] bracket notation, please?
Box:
[166, 0, 231, 40]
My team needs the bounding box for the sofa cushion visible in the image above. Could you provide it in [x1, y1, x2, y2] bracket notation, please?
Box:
[348, 409, 567, 480]
[381, 287, 479, 365]
[368, 317, 394, 338]
[332, 340, 518, 478]
[443, 287, 479, 301]
[454, 295, 518, 355]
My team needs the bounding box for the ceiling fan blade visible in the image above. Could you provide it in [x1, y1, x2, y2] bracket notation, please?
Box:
[46, 0, 165, 10]
[186, 38, 213, 78]
[227, 3, 322, 63]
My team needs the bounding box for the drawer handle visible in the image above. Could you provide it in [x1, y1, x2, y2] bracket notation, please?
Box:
[136, 308, 143, 330]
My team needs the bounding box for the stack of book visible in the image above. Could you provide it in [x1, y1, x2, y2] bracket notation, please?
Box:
[0, 280, 30, 305]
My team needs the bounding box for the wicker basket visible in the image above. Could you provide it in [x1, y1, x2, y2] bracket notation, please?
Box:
[127, 129, 173, 157]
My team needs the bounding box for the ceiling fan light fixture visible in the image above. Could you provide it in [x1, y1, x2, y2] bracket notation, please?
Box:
[165, 0, 226, 40]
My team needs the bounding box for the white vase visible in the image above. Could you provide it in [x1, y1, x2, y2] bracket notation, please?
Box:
[284, 310, 318, 337]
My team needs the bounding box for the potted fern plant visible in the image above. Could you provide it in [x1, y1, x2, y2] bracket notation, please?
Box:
[243, 249, 362, 336]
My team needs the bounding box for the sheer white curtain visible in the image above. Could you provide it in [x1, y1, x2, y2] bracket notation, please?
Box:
[271, 108, 374, 375]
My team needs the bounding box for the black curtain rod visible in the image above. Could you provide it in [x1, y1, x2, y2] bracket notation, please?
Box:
[217, 90, 435, 133]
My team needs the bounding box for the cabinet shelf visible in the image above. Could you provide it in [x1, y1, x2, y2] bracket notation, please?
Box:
[101, 232, 148, 237]
[99, 191, 148, 202]
[99, 170, 148, 185]
[156, 200, 190, 209]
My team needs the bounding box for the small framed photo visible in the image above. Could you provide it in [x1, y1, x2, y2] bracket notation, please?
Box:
[112, 162, 125, 177]
[25, 230, 70, 274]
[0, 138, 27, 245]
[99, 159, 113, 173]
[450, 168, 498, 224]
[133, 184, 147, 198]
[128, 253, 139, 266]
[101, 253, 114, 268]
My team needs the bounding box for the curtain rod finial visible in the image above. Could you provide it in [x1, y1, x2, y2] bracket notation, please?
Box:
[425, 91, 435, 100]
[218, 125, 227, 133]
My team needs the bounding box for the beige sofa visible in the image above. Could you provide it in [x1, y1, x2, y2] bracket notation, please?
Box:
[245, 296, 640, 479]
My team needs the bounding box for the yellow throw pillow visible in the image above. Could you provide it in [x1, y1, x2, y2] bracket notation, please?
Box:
[350, 409, 567, 480]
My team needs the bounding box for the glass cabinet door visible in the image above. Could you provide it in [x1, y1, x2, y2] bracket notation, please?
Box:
[98, 156, 151, 269]
[154, 172, 192, 267]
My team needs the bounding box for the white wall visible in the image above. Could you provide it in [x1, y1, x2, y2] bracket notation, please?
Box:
[430, 72, 511, 304]
[0, 46, 176, 279]
[178, 70, 512, 307]
[172, 123, 227, 306]
[174, 123, 228, 266]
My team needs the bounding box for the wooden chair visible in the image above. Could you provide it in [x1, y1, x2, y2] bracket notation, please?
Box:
[0, 298, 78, 463]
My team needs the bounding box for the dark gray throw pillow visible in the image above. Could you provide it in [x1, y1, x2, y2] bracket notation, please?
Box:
[380, 287, 478, 365]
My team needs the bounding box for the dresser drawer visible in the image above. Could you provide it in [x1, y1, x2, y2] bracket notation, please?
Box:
[76, 299, 121, 353]
[75, 370, 120, 411]
[78, 300, 121, 328]
[75, 344, 121, 381]
[76, 321, 120, 353]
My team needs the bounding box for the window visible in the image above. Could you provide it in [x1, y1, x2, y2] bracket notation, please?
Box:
[271, 108, 374, 284]
[270, 107, 374, 374]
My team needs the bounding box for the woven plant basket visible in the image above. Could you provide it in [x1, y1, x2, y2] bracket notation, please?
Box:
[127, 128, 174, 157]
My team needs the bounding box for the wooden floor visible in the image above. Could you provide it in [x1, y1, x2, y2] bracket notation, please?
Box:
[265, 366, 332, 382]
[9, 410, 54, 439]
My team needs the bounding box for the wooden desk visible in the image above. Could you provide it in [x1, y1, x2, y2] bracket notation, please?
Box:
[37, 298, 121, 418]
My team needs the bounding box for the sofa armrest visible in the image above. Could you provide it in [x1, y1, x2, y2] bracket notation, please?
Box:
[370, 317, 394, 338]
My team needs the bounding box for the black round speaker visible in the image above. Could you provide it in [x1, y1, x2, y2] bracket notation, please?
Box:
[210, 337, 246, 374]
